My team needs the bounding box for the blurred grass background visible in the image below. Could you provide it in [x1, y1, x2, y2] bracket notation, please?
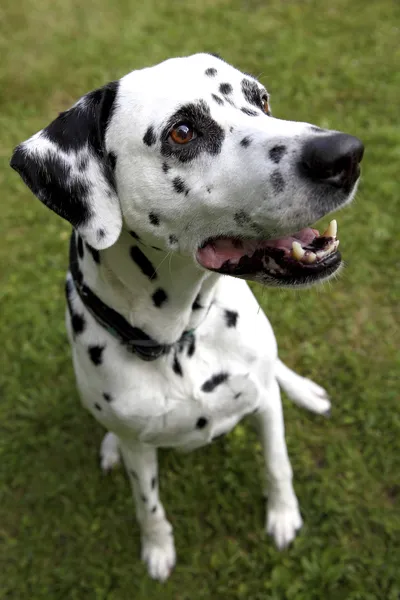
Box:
[1, 1, 399, 598]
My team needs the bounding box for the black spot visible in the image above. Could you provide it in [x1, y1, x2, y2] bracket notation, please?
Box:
[234, 392, 242, 400]
[187, 335, 196, 357]
[151, 476, 157, 490]
[129, 230, 141, 241]
[130, 470, 138, 479]
[71, 313, 86, 335]
[212, 94, 224, 106]
[77, 235, 84, 259]
[85, 242, 100, 264]
[202, 372, 229, 393]
[88, 345, 105, 366]
[149, 212, 160, 226]
[234, 210, 251, 226]
[205, 67, 218, 77]
[196, 417, 208, 429]
[141, 495, 148, 503]
[269, 145, 287, 164]
[241, 107, 259, 117]
[240, 136, 251, 148]
[172, 176, 189, 195]
[77, 155, 89, 171]
[224, 310, 238, 328]
[219, 83, 233, 95]
[270, 170, 286, 194]
[192, 294, 202, 310]
[161, 100, 225, 163]
[151, 506, 157, 514]
[310, 126, 324, 133]
[143, 126, 156, 146]
[162, 162, 170, 173]
[207, 187, 212, 194]
[102, 393, 112, 402]
[229, 126, 234, 133]
[108, 151, 117, 171]
[130, 246, 157, 280]
[97, 229, 106, 241]
[151, 245, 162, 251]
[173, 355, 183, 377]
[241, 78, 263, 109]
[94, 403, 102, 411]
[152, 288, 168, 307]
[169, 234, 178, 245]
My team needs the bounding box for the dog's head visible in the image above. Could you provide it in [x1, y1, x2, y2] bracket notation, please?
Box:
[11, 53, 363, 287]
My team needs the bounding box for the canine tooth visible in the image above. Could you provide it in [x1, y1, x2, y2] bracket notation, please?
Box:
[304, 251, 317, 263]
[292, 241, 305, 260]
[323, 219, 337, 238]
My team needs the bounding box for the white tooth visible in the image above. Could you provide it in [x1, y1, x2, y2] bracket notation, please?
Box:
[323, 219, 337, 238]
[292, 241, 305, 260]
[304, 251, 317, 263]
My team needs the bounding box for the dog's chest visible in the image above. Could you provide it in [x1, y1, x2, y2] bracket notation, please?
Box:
[70, 279, 277, 450]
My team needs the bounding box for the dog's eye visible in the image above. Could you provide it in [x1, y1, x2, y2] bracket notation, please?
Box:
[169, 123, 196, 144]
[262, 96, 270, 115]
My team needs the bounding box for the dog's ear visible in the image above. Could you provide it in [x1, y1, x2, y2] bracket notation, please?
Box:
[10, 82, 122, 250]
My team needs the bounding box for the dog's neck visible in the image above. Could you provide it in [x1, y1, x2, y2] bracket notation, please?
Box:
[78, 228, 220, 345]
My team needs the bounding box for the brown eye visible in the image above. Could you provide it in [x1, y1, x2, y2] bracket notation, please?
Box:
[262, 97, 270, 115]
[169, 123, 196, 144]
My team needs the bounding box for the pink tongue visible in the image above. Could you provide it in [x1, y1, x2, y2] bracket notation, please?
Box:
[197, 241, 247, 269]
[197, 228, 318, 270]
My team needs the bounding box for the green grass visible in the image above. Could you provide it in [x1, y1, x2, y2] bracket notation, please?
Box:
[1, 0, 399, 598]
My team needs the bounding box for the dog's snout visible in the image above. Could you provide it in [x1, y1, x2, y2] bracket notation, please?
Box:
[300, 133, 364, 190]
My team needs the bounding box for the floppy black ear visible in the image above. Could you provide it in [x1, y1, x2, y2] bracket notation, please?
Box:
[10, 82, 122, 250]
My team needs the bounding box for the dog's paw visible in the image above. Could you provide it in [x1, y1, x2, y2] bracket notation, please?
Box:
[266, 501, 303, 549]
[141, 531, 176, 582]
[100, 432, 120, 472]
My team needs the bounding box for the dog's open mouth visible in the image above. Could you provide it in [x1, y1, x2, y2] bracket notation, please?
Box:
[196, 220, 341, 286]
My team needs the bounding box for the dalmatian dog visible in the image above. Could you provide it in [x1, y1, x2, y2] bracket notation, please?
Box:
[11, 53, 363, 582]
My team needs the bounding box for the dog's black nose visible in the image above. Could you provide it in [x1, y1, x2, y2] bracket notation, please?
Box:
[300, 133, 364, 190]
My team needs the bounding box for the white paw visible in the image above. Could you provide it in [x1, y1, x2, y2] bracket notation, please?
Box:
[266, 502, 303, 549]
[100, 432, 120, 472]
[141, 532, 176, 582]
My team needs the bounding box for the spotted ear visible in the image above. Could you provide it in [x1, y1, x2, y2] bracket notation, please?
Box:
[10, 82, 122, 250]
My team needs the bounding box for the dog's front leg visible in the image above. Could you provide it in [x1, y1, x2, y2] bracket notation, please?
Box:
[254, 378, 303, 549]
[118, 439, 176, 582]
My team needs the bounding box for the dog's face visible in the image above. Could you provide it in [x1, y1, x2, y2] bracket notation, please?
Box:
[11, 53, 363, 287]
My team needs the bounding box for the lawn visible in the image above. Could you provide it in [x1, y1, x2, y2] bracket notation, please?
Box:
[1, 0, 399, 598]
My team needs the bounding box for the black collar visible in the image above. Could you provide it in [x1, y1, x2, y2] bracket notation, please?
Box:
[68, 234, 192, 361]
